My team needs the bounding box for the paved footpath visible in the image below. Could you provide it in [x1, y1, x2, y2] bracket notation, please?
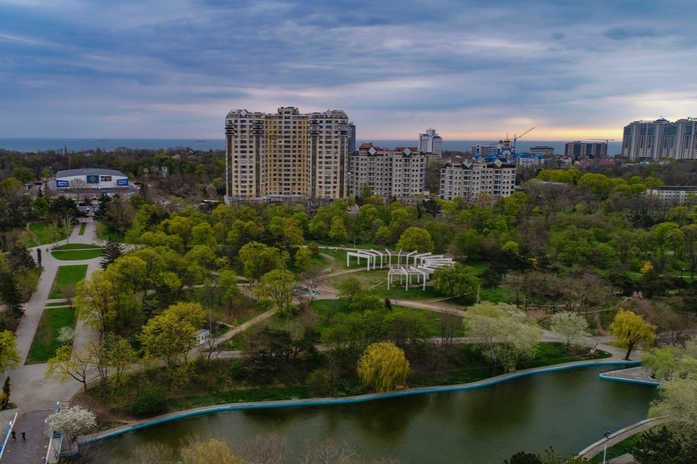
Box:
[2, 220, 102, 463]
[1, 411, 52, 464]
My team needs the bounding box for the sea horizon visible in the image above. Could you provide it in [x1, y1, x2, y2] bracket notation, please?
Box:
[0, 138, 622, 155]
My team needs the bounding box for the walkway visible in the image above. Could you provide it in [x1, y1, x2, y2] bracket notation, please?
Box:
[3, 220, 103, 463]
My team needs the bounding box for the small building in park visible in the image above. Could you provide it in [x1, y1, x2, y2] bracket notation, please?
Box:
[195, 329, 210, 346]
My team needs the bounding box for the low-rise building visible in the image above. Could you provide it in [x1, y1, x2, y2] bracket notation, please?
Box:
[49, 168, 134, 199]
[646, 186, 697, 204]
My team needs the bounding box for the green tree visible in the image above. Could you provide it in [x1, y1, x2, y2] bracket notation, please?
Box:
[0, 331, 20, 373]
[293, 247, 314, 272]
[328, 217, 348, 242]
[100, 239, 125, 270]
[254, 269, 297, 316]
[138, 302, 205, 367]
[609, 309, 656, 360]
[10, 166, 35, 184]
[649, 378, 697, 435]
[395, 227, 434, 253]
[33, 197, 50, 218]
[633, 426, 694, 464]
[432, 263, 479, 299]
[238, 241, 281, 285]
[357, 341, 410, 393]
[337, 276, 363, 304]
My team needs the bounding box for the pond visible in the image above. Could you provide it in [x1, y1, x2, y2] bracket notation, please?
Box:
[97, 365, 658, 463]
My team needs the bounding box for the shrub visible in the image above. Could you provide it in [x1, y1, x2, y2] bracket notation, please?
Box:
[229, 361, 246, 380]
[130, 385, 168, 416]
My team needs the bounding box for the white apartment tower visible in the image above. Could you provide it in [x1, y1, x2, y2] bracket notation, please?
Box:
[622, 117, 697, 160]
[418, 128, 443, 155]
[349, 143, 427, 200]
[225, 107, 350, 200]
[439, 158, 516, 201]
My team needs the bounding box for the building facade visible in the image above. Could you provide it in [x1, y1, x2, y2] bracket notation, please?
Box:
[645, 186, 697, 204]
[348, 122, 357, 154]
[564, 141, 607, 160]
[349, 143, 427, 200]
[224, 107, 350, 201]
[529, 146, 555, 157]
[622, 118, 697, 160]
[418, 128, 443, 155]
[439, 158, 516, 201]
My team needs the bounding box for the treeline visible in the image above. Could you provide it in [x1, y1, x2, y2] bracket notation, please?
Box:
[0, 146, 226, 199]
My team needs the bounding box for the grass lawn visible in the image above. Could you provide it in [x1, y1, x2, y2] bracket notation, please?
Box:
[78, 223, 86, 235]
[26, 307, 76, 364]
[29, 223, 66, 245]
[52, 249, 104, 260]
[49, 265, 88, 299]
[53, 244, 102, 250]
[97, 223, 126, 242]
[589, 433, 641, 463]
[310, 300, 466, 337]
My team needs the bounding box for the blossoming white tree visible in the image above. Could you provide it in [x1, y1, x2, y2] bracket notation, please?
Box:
[45, 406, 97, 449]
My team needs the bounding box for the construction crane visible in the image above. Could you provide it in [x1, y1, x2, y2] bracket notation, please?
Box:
[513, 127, 535, 152]
[589, 139, 615, 143]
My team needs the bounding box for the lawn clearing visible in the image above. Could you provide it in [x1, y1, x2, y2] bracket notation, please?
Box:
[46, 302, 71, 307]
[26, 307, 76, 364]
[29, 223, 66, 245]
[50, 265, 88, 299]
[310, 300, 466, 337]
[78, 223, 86, 235]
[52, 249, 104, 260]
[53, 243, 101, 250]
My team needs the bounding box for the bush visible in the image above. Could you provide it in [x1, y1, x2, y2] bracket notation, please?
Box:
[130, 385, 168, 416]
[229, 361, 246, 380]
[307, 368, 333, 396]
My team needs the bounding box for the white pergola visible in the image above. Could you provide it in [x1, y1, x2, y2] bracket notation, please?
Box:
[345, 248, 454, 291]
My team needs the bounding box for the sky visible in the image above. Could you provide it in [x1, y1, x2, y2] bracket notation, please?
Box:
[2, 0, 697, 141]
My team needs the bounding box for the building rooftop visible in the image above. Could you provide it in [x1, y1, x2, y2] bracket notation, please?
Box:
[56, 168, 126, 178]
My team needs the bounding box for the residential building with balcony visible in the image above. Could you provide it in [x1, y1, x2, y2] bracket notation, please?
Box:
[224, 107, 350, 201]
[349, 143, 427, 201]
[439, 158, 516, 201]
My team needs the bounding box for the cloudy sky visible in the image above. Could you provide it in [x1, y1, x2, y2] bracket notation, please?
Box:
[2, 0, 697, 140]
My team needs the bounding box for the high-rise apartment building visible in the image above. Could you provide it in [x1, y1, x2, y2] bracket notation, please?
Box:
[225, 107, 350, 201]
[418, 128, 443, 155]
[349, 143, 427, 200]
[564, 141, 607, 160]
[348, 122, 357, 154]
[622, 118, 697, 160]
[439, 158, 516, 201]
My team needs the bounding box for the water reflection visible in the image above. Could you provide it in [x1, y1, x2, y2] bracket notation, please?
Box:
[99, 366, 657, 464]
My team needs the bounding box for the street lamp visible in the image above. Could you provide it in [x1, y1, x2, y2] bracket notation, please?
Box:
[602, 431, 610, 464]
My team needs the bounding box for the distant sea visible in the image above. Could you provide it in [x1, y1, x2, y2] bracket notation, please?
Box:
[0, 138, 622, 156]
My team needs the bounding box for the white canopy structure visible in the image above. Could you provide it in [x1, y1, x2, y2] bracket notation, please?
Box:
[345, 248, 454, 290]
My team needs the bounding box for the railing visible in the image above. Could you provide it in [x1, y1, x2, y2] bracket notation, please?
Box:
[45, 401, 63, 463]
[0, 411, 17, 461]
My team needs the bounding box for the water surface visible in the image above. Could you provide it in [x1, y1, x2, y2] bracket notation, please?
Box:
[99, 366, 656, 463]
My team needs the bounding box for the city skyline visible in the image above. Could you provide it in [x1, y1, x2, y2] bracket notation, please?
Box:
[2, 1, 697, 140]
